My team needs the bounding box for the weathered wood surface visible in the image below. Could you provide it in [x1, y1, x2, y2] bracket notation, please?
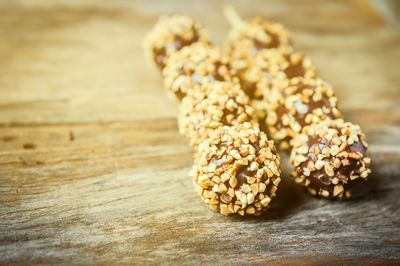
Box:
[1, 0, 400, 264]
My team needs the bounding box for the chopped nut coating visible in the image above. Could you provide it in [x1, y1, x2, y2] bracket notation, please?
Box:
[290, 119, 371, 199]
[163, 42, 237, 101]
[143, 15, 209, 69]
[192, 124, 281, 216]
[178, 81, 258, 147]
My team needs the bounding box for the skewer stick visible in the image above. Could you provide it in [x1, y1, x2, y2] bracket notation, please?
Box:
[222, 5, 245, 28]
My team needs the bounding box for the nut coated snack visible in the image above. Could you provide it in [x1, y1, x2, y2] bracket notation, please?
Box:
[290, 119, 371, 199]
[223, 8, 372, 199]
[264, 77, 342, 150]
[163, 42, 237, 102]
[224, 15, 292, 72]
[145, 15, 283, 214]
[192, 123, 281, 216]
[178, 81, 258, 147]
[143, 15, 209, 69]
[241, 50, 317, 99]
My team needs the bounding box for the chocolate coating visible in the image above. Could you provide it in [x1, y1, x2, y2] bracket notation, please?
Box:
[192, 123, 281, 216]
[265, 78, 342, 150]
[143, 15, 209, 70]
[163, 42, 237, 102]
[284, 58, 305, 79]
[252, 31, 280, 52]
[290, 119, 371, 199]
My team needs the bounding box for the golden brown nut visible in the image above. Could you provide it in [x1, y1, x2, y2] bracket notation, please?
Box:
[143, 15, 209, 69]
[241, 49, 317, 99]
[163, 42, 237, 101]
[264, 78, 342, 150]
[178, 81, 257, 147]
[223, 10, 372, 200]
[290, 119, 371, 199]
[192, 123, 281, 216]
[224, 17, 292, 72]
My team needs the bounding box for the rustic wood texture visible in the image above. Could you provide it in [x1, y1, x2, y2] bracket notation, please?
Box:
[1, 0, 400, 264]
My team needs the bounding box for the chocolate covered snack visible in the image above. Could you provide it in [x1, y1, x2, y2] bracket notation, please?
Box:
[144, 15, 282, 215]
[192, 123, 281, 216]
[223, 8, 371, 198]
[178, 81, 257, 147]
[163, 42, 237, 101]
[290, 119, 371, 199]
[143, 15, 209, 69]
[264, 77, 342, 150]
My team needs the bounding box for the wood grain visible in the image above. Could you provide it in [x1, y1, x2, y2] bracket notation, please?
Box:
[0, 0, 399, 264]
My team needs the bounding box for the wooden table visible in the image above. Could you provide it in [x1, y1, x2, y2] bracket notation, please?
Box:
[1, 0, 399, 264]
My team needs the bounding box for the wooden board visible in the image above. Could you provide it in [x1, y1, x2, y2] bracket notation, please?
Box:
[1, 0, 399, 264]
